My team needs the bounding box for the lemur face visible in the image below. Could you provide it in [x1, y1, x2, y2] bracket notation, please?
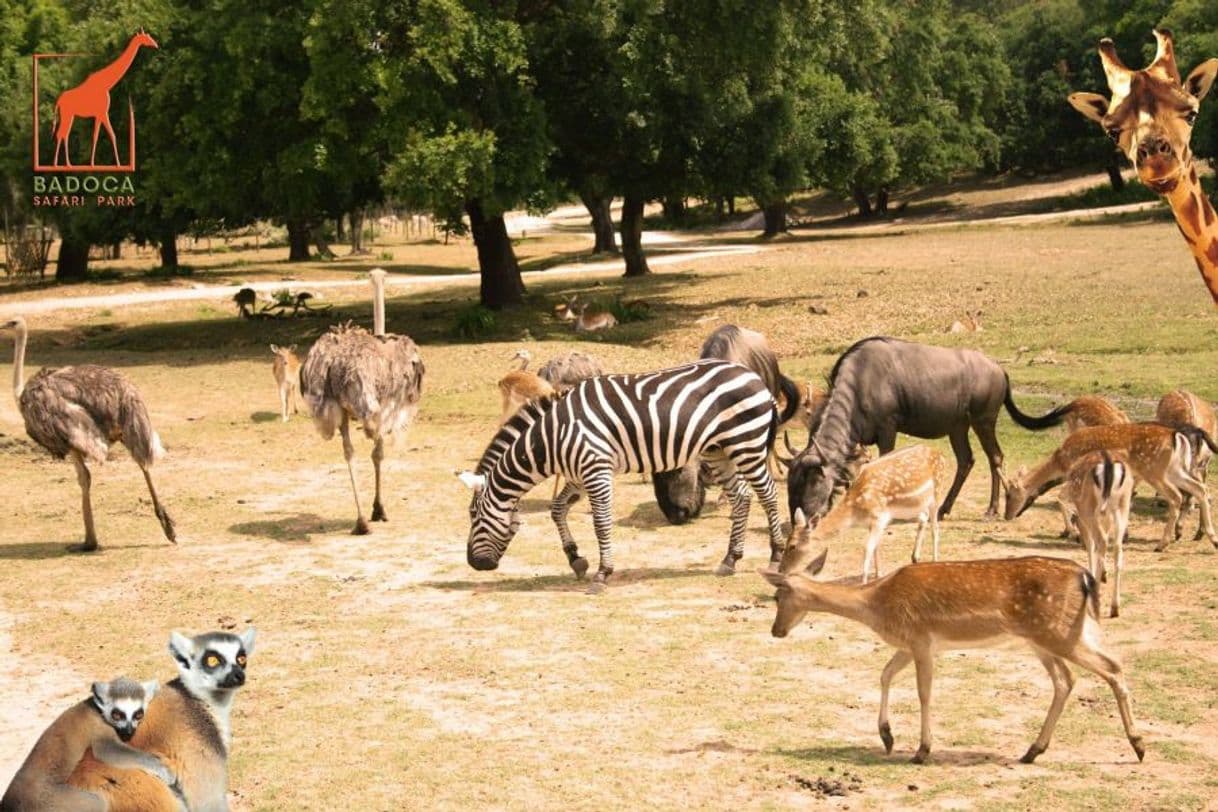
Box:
[169, 628, 256, 692]
[91, 677, 158, 741]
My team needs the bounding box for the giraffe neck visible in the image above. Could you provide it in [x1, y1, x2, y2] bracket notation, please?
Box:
[1164, 164, 1218, 305]
[89, 39, 143, 91]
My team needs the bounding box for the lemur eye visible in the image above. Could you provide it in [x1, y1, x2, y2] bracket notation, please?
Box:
[236, 655, 247, 667]
[110, 709, 124, 722]
[205, 655, 220, 668]
[134, 709, 144, 721]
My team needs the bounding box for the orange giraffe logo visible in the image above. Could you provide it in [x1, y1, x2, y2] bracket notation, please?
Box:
[44, 30, 158, 169]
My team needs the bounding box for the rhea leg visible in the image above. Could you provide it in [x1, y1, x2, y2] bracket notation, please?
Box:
[339, 418, 369, 535]
[878, 650, 912, 753]
[68, 451, 99, 553]
[1021, 650, 1075, 763]
[141, 468, 177, 543]
[550, 480, 588, 579]
[370, 436, 388, 522]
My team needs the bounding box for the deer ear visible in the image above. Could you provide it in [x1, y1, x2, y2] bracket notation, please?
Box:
[1068, 92, 1110, 124]
[270, 344, 279, 353]
[806, 549, 828, 576]
[1185, 59, 1218, 102]
[758, 568, 787, 588]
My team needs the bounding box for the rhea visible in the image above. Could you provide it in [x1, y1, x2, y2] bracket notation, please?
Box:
[1, 317, 176, 551]
[299, 270, 425, 534]
[761, 522, 1145, 765]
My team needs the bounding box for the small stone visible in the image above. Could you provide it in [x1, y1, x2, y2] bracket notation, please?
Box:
[856, 289, 869, 298]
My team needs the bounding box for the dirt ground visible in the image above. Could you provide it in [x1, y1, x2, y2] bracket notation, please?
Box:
[2, 181, 1218, 810]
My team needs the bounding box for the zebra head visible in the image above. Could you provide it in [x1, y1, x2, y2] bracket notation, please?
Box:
[458, 471, 520, 570]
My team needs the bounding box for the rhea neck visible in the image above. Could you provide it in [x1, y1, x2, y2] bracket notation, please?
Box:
[9, 318, 27, 400]
[1163, 165, 1218, 304]
[370, 270, 387, 336]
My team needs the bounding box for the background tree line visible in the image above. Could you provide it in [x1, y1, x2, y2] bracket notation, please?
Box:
[1, 0, 1216, 307]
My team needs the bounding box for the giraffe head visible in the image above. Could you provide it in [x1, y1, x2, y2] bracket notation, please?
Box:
[132, 28, 159, 51]
[1069, 30, 1217, 194]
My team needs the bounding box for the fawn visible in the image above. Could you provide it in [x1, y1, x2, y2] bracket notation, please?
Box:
[270, 344, 301, 422]
[1062, 450, 1133, 618]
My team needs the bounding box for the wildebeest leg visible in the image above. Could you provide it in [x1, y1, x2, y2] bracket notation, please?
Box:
[339, 417, 369, 535]
[972, 419, 1005, 518]
[586, 470, 615, 594]
[370, 436, 387, 522]
[876, 427, 897, 456]
[550, 480, 588, 579]
[939, 426, 974, 519]
[68, 451, 99, 552]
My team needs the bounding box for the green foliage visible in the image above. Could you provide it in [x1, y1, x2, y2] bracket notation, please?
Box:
[605, 297, 652, 324]
[452, 303, 497, 338]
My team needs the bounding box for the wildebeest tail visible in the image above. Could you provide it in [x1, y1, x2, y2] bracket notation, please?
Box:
[1003, 373, 1069, 430]
[776, 374, 801, 426]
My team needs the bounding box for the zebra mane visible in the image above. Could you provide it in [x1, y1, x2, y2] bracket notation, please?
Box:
[475, 395, 558, 475]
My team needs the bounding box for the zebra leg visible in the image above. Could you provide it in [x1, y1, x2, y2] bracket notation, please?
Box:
[586, 473, 615, 594]
[717, 473, 751, 577]
[550, 481, 588, 579]
[744, 460, 786, 569]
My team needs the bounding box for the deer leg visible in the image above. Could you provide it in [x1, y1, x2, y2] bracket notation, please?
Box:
[972, 419, 1005, 518]
[1056, 497, 1078, 539]
[940, 426, 974, 519]
[878, 650, 912, 754]
[68, 451, 99, 553]
[370, 437, 388, 522]
[1063, 622, 1145, 762]
[1153, 481, 1183, 552]
[585, 472, 615, 594]
[339, 419, 369, 535]
[1193, 457, 1211, 541]
[141, 468, 176, 544]
[912, 514, 927, 564]
[550, 480, 587, 579]
[862, 514, 890, 583]
[1111, 516, 1126, 618]
[1021, 650, 1075, 763]
[911, 648, 935, 764]
[930, 507, 940, 561]
[1176, 470, 1216, 547]
[279, 385, 290, 422]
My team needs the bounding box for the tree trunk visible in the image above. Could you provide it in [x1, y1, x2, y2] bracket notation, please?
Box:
[876, 188, 890, 215]
[286, 219, 311, 262]
[311, 223, 335, 259]
[761, 198, 787, 237]
[159, 227, 178, 269]
[661, 195, 686, 224]
[348, 209, 368, 254]
[852, 184, 873, 218]
[466, 199, 525, 309]
[580, 193, 618, 254]
[1106, 157, 1126, 191]
[727, 197, 736, 215]
[620, 193, 650, 277]
[335, 215, 346, 243]
[56, 235, 90, 281]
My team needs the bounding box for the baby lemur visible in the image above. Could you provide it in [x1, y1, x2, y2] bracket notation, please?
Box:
[1, 677, 179, 812]
[68, 628, 255, 812]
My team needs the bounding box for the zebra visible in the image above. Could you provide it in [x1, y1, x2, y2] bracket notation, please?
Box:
[456, 359, 787, 593]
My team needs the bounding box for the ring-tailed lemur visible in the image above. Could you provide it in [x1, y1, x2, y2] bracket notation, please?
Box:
[2, 677, 180, 812]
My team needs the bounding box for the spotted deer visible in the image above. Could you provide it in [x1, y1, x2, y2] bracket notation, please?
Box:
[573, 303, 618, 333]
[1003, 422, 1217, 551]
[779, 445, 950, 582]
[760, 551, 1145, 765]
[1156, 389, 1216, 539]
[1058, 395, 1129, 433]
[497, 350, 556, 424]
[1062, 450, 1133, 618]
[269, 344, 301, 422]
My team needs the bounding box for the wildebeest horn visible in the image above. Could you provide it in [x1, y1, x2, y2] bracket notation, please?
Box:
[783, 431, 798, 457]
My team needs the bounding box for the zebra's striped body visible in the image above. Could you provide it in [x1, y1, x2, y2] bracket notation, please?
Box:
[463, 359, 787, 591]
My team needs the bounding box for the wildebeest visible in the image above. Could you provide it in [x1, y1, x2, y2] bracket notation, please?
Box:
[787, 337, 1066, 523]
[652, 325, 801, 524]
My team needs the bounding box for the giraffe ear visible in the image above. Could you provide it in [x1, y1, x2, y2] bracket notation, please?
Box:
[1068, 92, 1109, 124]
[1185, 59, 1218, 102]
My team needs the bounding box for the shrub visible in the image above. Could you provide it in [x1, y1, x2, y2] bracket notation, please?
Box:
[453, 304, 497, 338]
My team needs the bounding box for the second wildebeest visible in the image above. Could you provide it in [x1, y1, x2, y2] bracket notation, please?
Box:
[787, 337, 1066, 523]
[653, 325, 801, 524]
